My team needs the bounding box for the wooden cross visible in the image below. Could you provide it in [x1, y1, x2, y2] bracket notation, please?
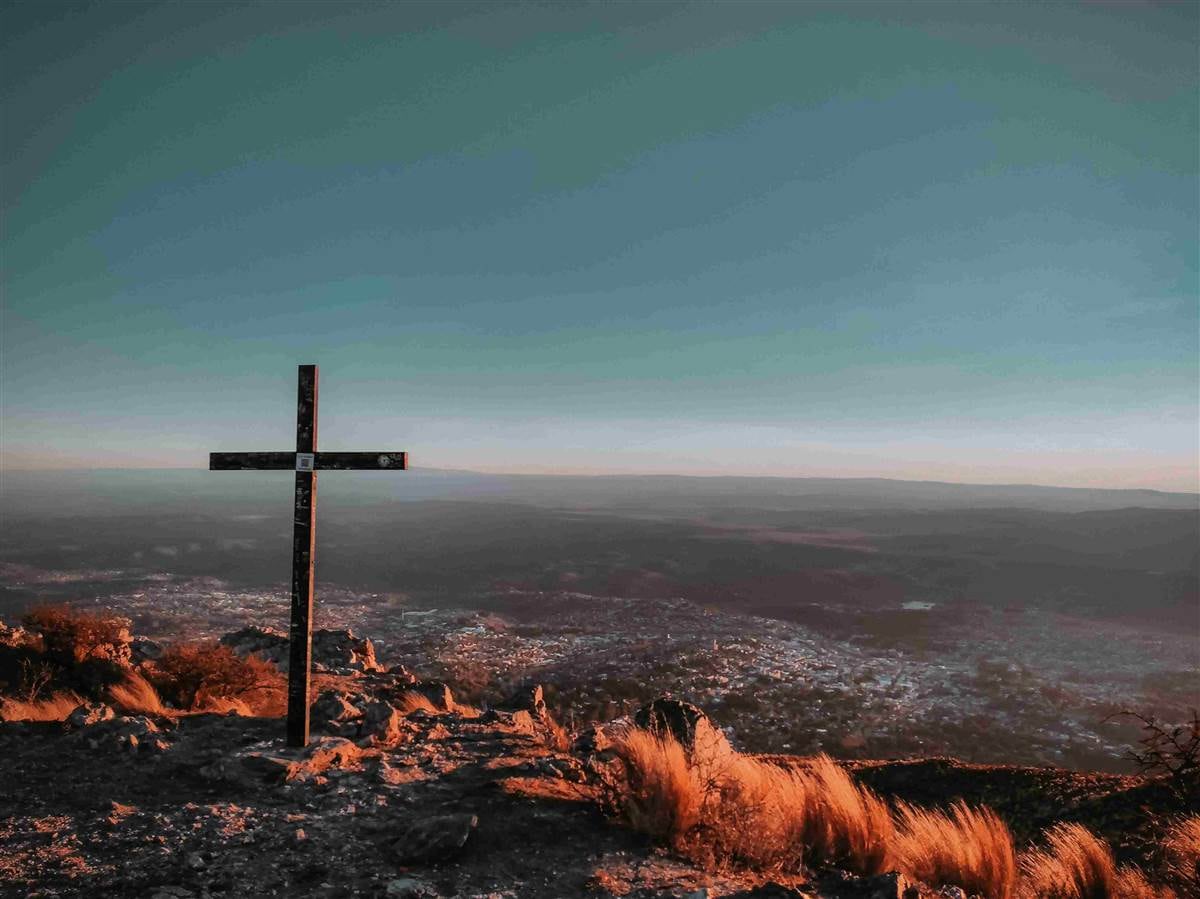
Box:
[209, 364, 408, 747]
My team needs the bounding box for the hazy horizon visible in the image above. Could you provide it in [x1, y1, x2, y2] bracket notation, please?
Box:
[1, 462, 1197, 496]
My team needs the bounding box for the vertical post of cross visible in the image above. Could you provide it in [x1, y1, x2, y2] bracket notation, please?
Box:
[287, 364, 318, 747]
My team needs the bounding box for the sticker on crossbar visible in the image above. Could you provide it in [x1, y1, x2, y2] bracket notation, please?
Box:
[296, 453, 315, 471]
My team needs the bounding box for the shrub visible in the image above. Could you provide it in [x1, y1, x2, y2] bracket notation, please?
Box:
[1019, 822, 1161, 899]
[894, 800, 1017, 899]
[1105, 708, 1199, 789]
[22, 604, 131, 667]
[1163, 817, 1200, 899]
[151, 641, 282, 712]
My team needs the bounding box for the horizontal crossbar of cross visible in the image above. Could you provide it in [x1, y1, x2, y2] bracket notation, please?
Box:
[209, 451, 408, 471]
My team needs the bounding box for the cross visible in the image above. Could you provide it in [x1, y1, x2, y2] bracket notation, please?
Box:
[209, 364, 408, 747]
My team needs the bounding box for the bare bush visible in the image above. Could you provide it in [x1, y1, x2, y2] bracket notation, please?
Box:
[150, 641, 282, 713]
[894, 800, 1017, 899]
[1105, 708, 1199, 788]
[22, 604, 130, 667]
[17, 657, 54, 701]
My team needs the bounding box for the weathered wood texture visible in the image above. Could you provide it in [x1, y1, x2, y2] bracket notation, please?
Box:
[209, 451, 407, 470]
[209, 452, 295, 470]
[286, 365, 318, 748]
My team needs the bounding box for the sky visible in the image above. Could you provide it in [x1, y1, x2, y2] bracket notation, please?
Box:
[2, 1, 1197, 490]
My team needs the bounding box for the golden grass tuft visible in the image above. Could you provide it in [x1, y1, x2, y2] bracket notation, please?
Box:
[797, 754, 895, 876]
[1019, 822, 1163, 899]
[607, 730, 893, 875]
[0, 691, 84, 722]
[610, 727, 704, 844]
[107, 671, 170, 717]
[894, 800, 1017, 899]
[394, 691, 445, 716]
[1163, 817, 1200, 899]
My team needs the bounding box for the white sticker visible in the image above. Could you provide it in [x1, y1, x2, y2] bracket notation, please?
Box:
[296, 453, 315, 471]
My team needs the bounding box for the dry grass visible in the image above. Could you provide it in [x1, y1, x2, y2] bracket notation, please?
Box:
[610, 727, 704, 844]
[394, 691, 445, 716]
[797, 754, 895, 876]
[0, 691, 83, 722]
[106, 672, 170, 717]
[607, 730, 893, 875]
[894, 800, 1017, 899]
[1019, 822, 1162, 899]
[1163, 817, 1200, 899]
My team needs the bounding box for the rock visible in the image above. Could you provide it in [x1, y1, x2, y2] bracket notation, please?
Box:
[311, 628, 383, 673]
[386, 877, 438, 898]
[220, 625, 383, 673]
[68, 702, 116, 728]
[130, 636, 164, 664]
[827, 871, 917, 899]
[409, 680, 455, 712]
[240, 753, 294, 783]
[573, 723, 613, 755]
[633, 698, 733, 765]
[219, 625, 289, 666]
[311, 690, 362, 733]
[498, 684, 546, 717]
[391, 812, 478, 864]
[358, 698, 404, 746]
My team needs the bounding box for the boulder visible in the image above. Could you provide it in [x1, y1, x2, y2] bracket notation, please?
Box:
[391, 812, 478, 864]
[219, 626, 288, 666]
[633, 698, 733, 766]
[497, 684, 547, 718]
[358, 698, 405, 746]
[310, 690, 362, 733]
[130, 637, 164, 664]
[409, 681, 455, 712]
[68, 702, 116, 728]
[311, 628, 383, 673]
[219, 626, 382, 673]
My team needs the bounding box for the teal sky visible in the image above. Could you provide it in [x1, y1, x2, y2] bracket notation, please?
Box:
[2, 1, 1197, 490]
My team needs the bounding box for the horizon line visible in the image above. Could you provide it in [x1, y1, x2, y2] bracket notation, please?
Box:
[1, 464, 1196, 497]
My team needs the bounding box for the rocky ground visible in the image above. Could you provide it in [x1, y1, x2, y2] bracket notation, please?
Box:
[1, 671, 1195, 899]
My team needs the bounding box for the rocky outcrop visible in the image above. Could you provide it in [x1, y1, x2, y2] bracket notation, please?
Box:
[219, 626, 289, 666]
[68, 702, 116, 728]
[219, 626, 382, 673]
[634, 697, 733, 765]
